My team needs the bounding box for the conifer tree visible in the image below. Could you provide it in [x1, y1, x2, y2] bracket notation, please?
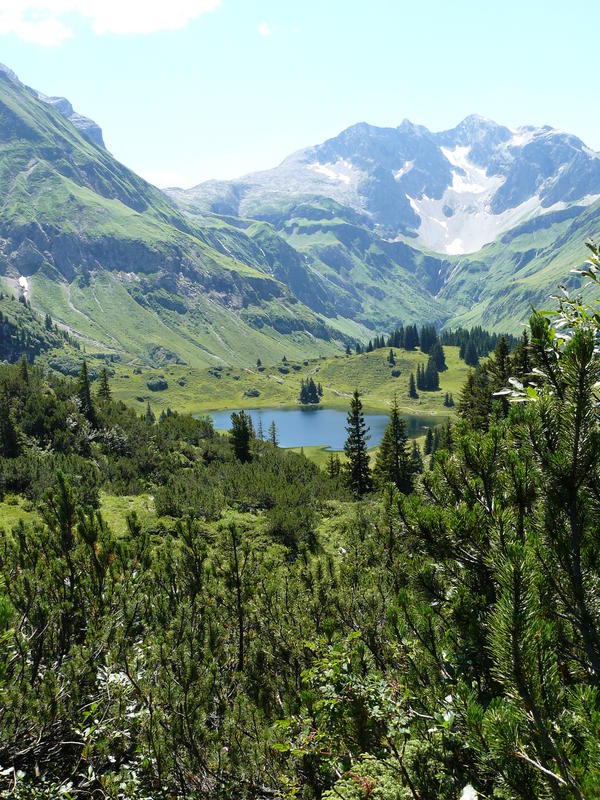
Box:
[410, 440, 423, 474]
[464, 338, 479, 366]
[327, 452, 341, 479]
[343, 390, 372, 498]
[77, 360, 97, 427]
[299, 377, 320, 404]
[409, 372, 418, 399]
[515, 329, 531, 379]
[423, 358, 440, 390]
[419, 325, 437, 354]
[268, 420, 279, 447]
[388, 349, 395, 366]
[488, 336, 512, 416]
[429, 341, 447, 372]
[374, 395, 413, 493]
[230, 411, 253, 462]
[145, 402, 155, 425]
[403, 324, 419, 350]
[97, 368, 112, 401]
[424, 427, 433, 455]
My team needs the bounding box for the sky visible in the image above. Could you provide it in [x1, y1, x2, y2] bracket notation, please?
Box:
[0, 0, 598, 188]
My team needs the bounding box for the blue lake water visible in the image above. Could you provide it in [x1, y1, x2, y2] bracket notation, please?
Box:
[205, 407, 446, 450]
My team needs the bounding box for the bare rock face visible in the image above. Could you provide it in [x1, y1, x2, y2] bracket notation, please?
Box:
[37, 93, 106, 148]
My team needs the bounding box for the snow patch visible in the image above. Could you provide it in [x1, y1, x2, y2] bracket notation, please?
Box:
[410, 190, 543, 255]
[509, 128, 537, 148]
[446, 238, 464, 255]
[441, 146, 498, 195]
[394, 160, 414, 181]
[307, 159, 354, 185]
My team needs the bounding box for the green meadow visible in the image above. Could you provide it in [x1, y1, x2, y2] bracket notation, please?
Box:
[107, 345, 469, 419]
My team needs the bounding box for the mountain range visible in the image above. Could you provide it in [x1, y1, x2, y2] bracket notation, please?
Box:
[170, 115, 600, 254]
[1, 62, 599, 368]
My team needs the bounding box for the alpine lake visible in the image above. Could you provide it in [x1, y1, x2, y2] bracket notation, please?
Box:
[204, 407, 447, 451]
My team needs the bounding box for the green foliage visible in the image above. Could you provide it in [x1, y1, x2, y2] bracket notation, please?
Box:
[343, 390, 372, 497]
[299, 377, 321, 404]
[230, 410, 254, 462]
[374, 396, 416, 493]
[1, 246, 600, 798]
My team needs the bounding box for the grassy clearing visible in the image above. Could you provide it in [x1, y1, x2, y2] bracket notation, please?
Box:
[0, 493, 158, 536]
[108, 345, 468, 418]
[0, 495, 38, 529]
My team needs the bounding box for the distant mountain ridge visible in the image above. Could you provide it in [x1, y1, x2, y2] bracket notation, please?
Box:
[169, 115, 600, 255]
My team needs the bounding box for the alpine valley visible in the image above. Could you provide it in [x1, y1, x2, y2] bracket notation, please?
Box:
[1, 61, 600, 369]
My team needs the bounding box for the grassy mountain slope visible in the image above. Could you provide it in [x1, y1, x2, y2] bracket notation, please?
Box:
[0, 70, 351, 366]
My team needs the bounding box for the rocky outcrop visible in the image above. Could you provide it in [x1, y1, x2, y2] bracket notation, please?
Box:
[37, 94, 105, 148]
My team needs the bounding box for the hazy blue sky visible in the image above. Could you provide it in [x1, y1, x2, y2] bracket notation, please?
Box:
[0, 0, 597, 187]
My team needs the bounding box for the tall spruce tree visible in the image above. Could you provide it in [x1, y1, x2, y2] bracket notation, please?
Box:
[374, 396, 413, 493]
[343, 390, 372, 497]
[409, 372, 418, 398]
[464, 338, 479, 366]
[429, 341, 447, 372]
[410, 440, 423, 474]
[230, 411, 253, 462]
[424, 427, 434, 455]
[145, 402, 155, 425]
[327, 452, 341, 479]
[488, 335, 512, 416]
[516, 329, 531, 379]
[77, 360, 97, 427]
[97, 368, 112, 401]
[423, 357, 440, 390]
[268, 420, 279, 447]
[420, 325, 437, 354]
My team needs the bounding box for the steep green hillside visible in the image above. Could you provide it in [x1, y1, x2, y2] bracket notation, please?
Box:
[0, 70, 350, 366]
[442, 202, 600, 331]
[176, 198, 453, 330]
[0, 289, 70, 362]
